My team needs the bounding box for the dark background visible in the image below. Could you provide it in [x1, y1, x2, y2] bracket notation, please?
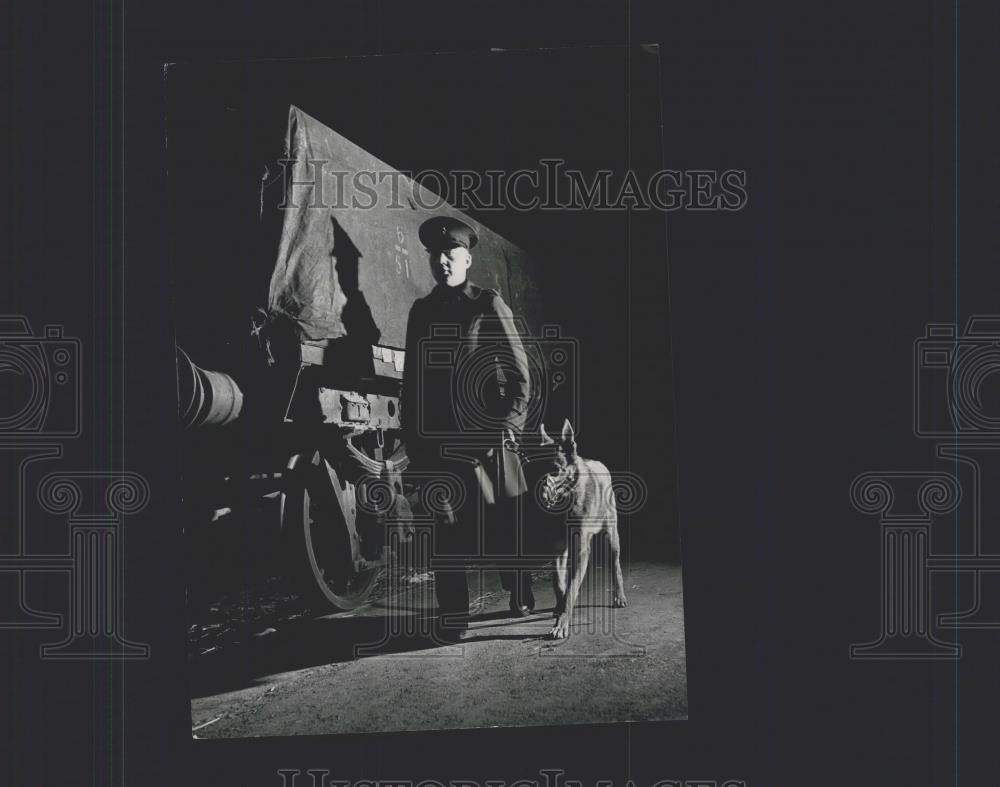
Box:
[2, 1, 999, 786]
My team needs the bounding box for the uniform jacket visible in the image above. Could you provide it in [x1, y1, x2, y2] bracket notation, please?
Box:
[401, 280, 531, 497]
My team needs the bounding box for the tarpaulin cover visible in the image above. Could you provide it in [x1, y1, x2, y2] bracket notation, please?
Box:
[267, 106, 544, 347]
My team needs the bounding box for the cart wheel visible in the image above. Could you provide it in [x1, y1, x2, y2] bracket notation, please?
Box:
[280, 452, 379, 612]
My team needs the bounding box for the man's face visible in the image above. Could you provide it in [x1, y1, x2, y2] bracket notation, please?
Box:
[429, 246, 472, 287]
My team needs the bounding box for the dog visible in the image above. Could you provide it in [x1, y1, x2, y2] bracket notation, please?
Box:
[538, 420, 627, 639]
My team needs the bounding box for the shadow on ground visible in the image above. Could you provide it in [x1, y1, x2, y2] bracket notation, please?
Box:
[188, 605, 553, 698]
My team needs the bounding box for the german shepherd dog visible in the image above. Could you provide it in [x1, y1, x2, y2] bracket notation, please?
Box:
[538, 420, 627, 639]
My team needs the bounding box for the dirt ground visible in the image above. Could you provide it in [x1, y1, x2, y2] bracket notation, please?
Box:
[189, 560, 687, 737]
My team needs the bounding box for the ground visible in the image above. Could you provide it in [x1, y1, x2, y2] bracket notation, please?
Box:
[189, 560, 687, 737]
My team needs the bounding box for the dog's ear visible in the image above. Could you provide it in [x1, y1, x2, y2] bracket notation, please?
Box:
[539, 423, 555, 446]
[561, 419, 577, 456]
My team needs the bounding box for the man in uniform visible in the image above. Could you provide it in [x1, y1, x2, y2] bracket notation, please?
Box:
[402, 216, 535, 639]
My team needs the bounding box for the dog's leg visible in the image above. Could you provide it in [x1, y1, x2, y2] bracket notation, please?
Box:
[609, 513, 627, 608]
[552, 550, 568, 616]
[551, 528, 591, 639]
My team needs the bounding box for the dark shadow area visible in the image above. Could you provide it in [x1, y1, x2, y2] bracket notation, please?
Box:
[331, 217, 380, 346]
[187, 607, 547, 698]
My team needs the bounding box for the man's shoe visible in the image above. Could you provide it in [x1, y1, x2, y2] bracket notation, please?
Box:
[509, 600, 532, 617]
[508, 585, 535, 617]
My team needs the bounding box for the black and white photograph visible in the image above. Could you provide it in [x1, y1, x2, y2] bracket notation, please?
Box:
[167, 48, 685, 737]
[3, 0, 999, 785]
